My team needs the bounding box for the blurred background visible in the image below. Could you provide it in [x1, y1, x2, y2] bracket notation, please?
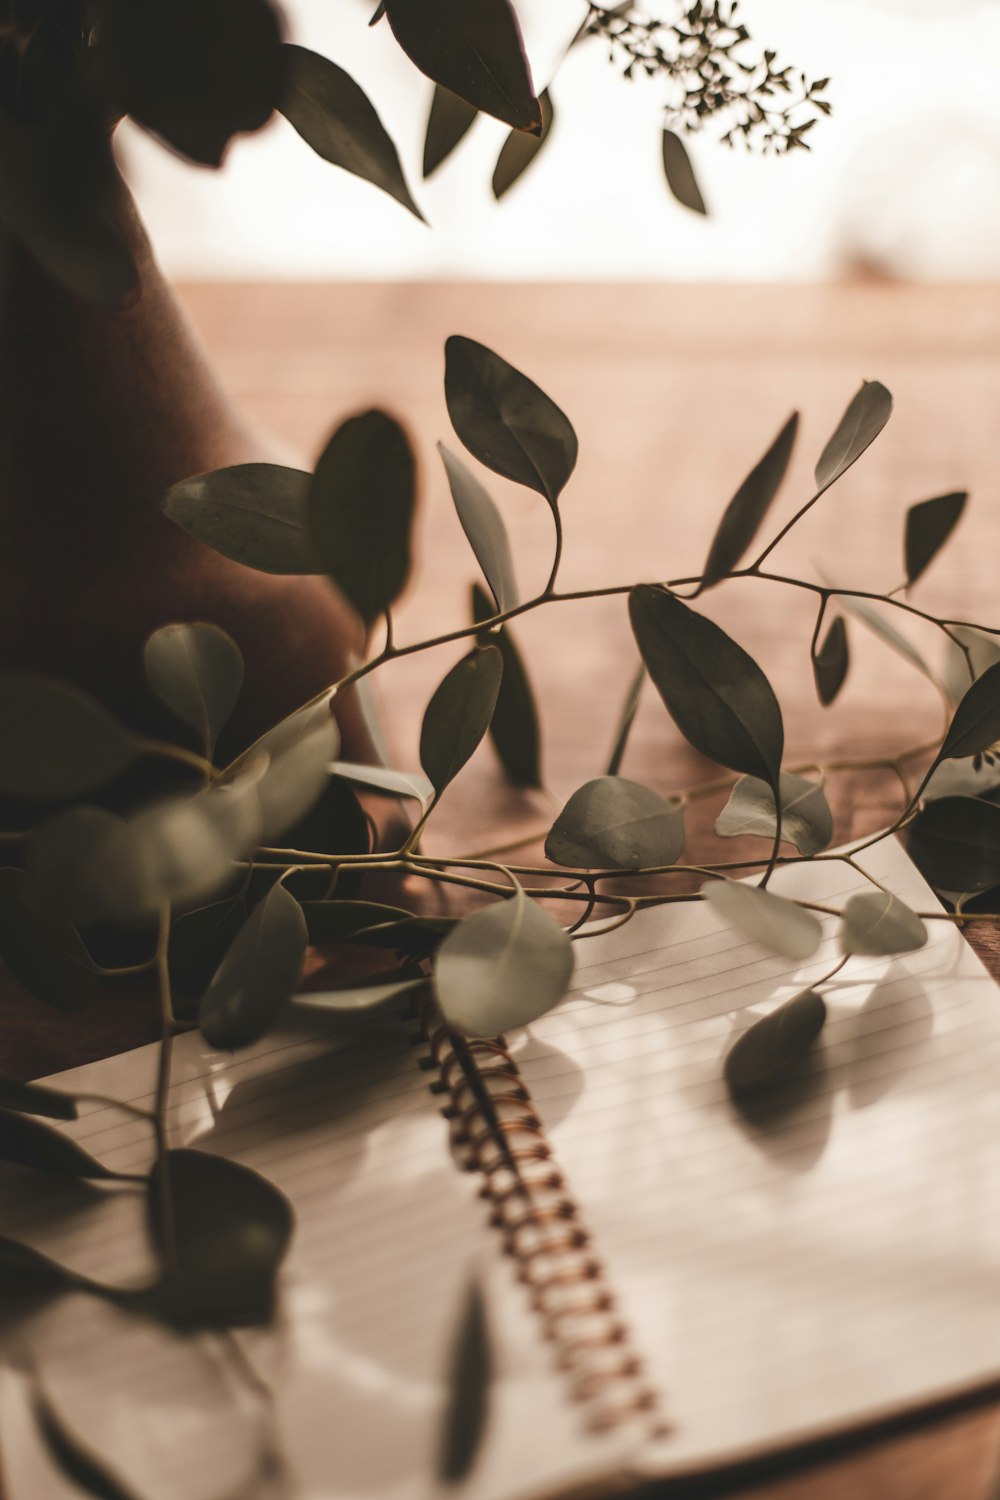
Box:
[120, 0, 1000, 282]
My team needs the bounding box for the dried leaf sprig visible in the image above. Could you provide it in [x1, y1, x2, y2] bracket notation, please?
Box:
[585, 1, 830, 154]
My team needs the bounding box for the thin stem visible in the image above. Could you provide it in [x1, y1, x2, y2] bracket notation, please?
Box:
[750, 485, 826, 571]
[153, 903, 179, 1276]
[543, 509, 565, 597]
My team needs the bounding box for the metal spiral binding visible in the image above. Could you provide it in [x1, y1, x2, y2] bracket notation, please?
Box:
[414, 1002, 667, 1437]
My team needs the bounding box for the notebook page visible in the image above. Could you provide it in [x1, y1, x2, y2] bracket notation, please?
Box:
[0, 1007, 640, 1500]
[513, 836, 1000, 1476]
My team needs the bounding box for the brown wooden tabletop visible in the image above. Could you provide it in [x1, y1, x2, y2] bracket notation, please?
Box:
[5, 281, 1000, 1498]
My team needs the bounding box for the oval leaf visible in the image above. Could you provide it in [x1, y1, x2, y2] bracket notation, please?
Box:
[144, 622, 244, 755]
[0, 677, 138, 799]
[148, 1149, 293, 1326]
[820, 583, 936, 686]
[279, 45, 424, 221]
[715, 772, 833, 857]
[435, 888, 573, 1037]
[423, 83, 478, 177]
[293, 975, 424, 1015]
[629, 587, 784, 788]
[698, 412, 798, 592]
[0, 1079, 79, 1121]
[472, 584, 542, 788]
[702, 879, 822, 961]
[0, 868, 96, 1013]
[0, 1109, 118, 1179]
[661, 127, 707, 215]
[445, 336, 578, 509]
[200, 883, 307, 1049]
[441, 444, 520, 612]
[938, 660, 1000, 762]
[328, 760, 433, 806]
[908, 796, 1000, 895]
[420, 646, 503, 797]
[724, 989, 827, 1096]
[492, 89, 555, 199]
[309, 410, 416, 629]
[815, 380, 893, 494]
[168, 896, 248, 983]
[384, 0, 541, 132]
[162, 464, 317, 574]
[545, 776, 684, 870]
[231, 695, 339, 843]
[812, 614, 849, 707]
[438, 1279, 492, 1483]
[839, 890, 927, 957]
[904, 491, 967, 588]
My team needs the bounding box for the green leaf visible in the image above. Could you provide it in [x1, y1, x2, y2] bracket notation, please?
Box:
[908, 796, 1000, 894]
[0, 1079, 79, 1121]
[144, 622, 244, 755]
[472, 584, 543, 788]
[293, 975, 425, 1014]
[702, 879, 823, 961]
[661, 127, 707, 215]
[904, 491, 967, 588]
[724, 989, 827, 1095]
[438, 1278, 492, 1483]
[328, 760, 433, 806]
[280, 45, 425, 221]
[200, 884, 307, 1049]
[924, 756, 1000, 804]
[715, 772, 833, 857]
[434, 888, 573, 1037]
[283, 774, 371, 859]
[605, 663, 644, 778]
[0, 677, 138, 799]
[168, 896, 247, 982]
[147, 1149, 293, 1326]
[445, 336, 578, 509]
[423, 83, 478, 177]
[309, 410, 416, 628]
[347, 916, 456, 957]
[26, 763, 264, 927]
[839, 890, 927, 957]
[0, 868, 96, 1012]
[824, 586, 936, 686]
[162, 464, 317, 574]
[420, 647, 504, 797]
[441, 445, 520, 613]
[384, 0, 541, 132]
[230, 695, 339, 843]
[98, 0, 283, 167]
[812, 614, 849, 707]
[814, 380, 893, 494]
[937, 661, 1000, 762]
[545, 776, 684, 870]
[698, 413, 798, 592]
[629, 586, 784, 789]
[492, 89, 555, 199]
[0, 1109, 119, 1178]
[302, 899, 412, 943]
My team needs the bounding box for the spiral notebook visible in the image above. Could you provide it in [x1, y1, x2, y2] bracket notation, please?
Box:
[3, 833, 1000, 1500]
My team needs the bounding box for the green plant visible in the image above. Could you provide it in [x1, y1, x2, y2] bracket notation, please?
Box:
[1, 332, 998, 1375]
[0, 0, 828, 302]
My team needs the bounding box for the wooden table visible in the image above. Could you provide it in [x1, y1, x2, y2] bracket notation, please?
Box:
[7, 282, 1000, 1498]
